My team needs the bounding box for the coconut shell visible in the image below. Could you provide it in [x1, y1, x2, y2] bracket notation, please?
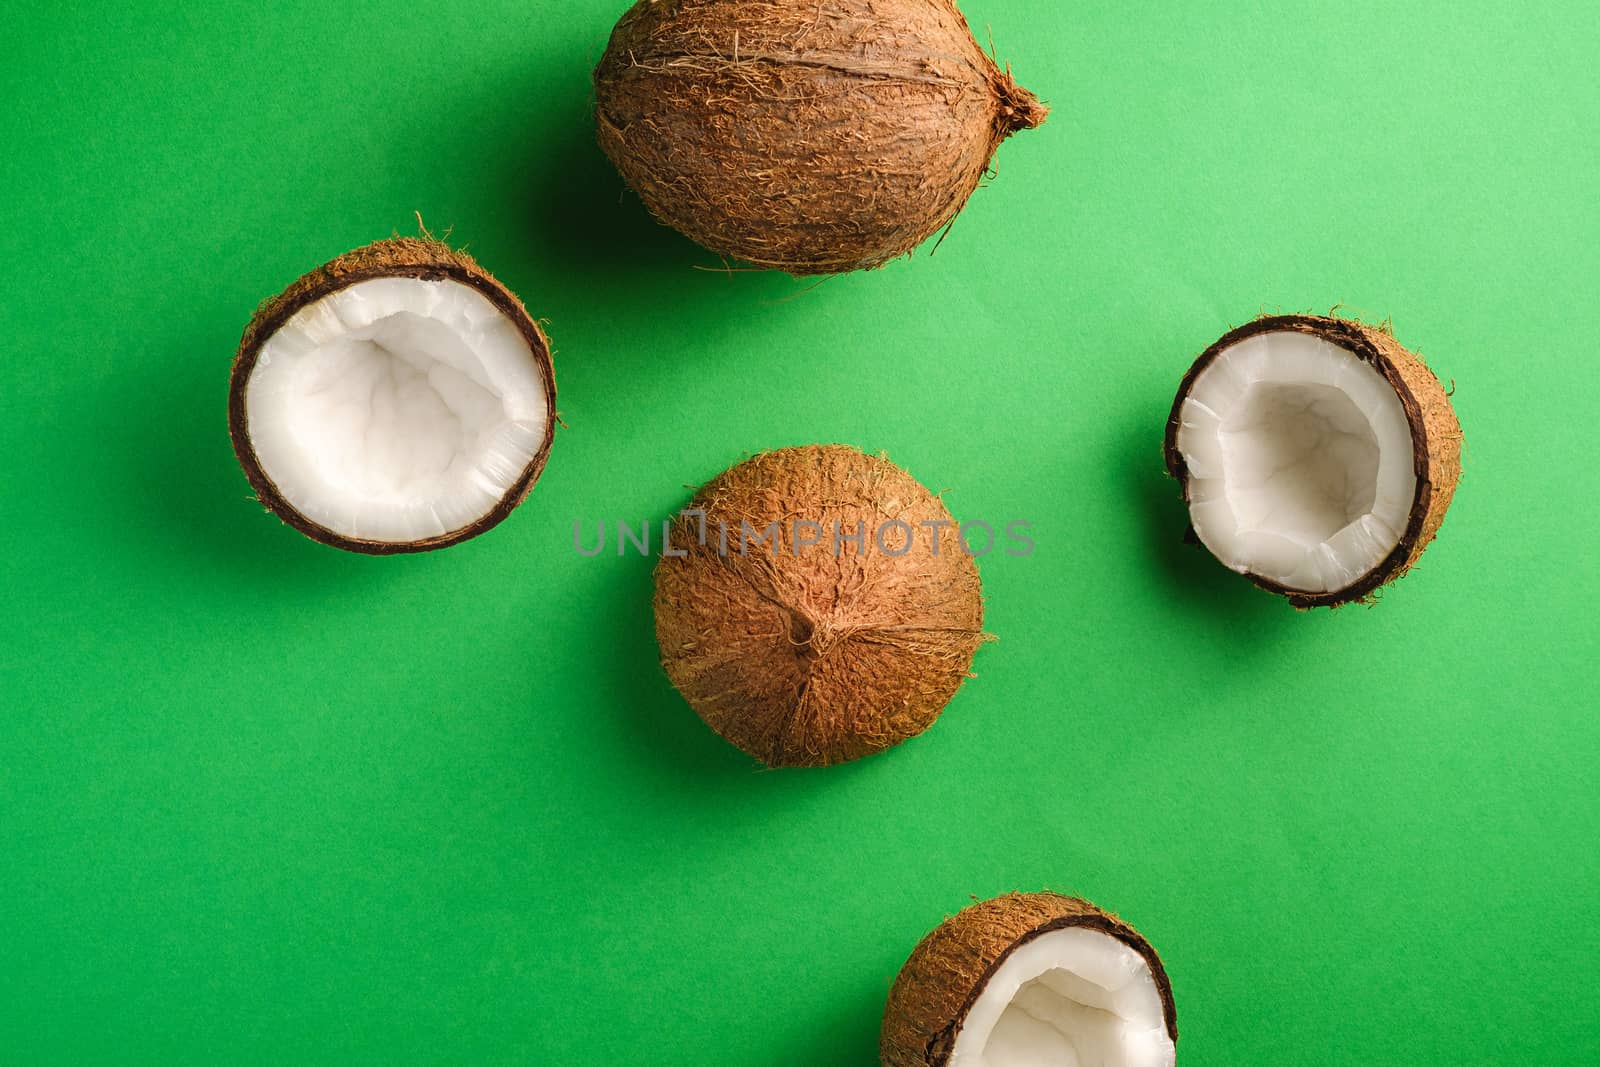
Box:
[228, 237, 558, 554]
[1164, 314, 1463, 608]
[594, 0, 1047, 275]
[653, 445, 985, 767]
[881, 892, 1178, 1067]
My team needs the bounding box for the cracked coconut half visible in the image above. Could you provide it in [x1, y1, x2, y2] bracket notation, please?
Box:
[228, 238, 557, 553]
[882, 893, 1177, 1067]
[1165, 315, 1462, 607]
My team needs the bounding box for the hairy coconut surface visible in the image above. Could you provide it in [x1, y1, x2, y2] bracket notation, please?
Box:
[1164, 314, 1462, 608]
[882, 892, 1177, 1067]
[594, 0, 1047, 274]
[229, 238, 557, 554]
[653, 445, 985, 767]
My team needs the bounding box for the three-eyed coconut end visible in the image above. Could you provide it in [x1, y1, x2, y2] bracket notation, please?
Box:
[653, 445, 986, 767]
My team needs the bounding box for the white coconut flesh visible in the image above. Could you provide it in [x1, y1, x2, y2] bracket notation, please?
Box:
[244, 277, 550, 543]
[948, 927, 1174, 1067]
[1174, 330, 1418, 593]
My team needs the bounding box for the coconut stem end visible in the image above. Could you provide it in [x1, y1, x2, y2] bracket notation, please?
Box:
[996, 75, 1049, 133]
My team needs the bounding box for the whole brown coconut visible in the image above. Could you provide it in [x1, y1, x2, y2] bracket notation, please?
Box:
[882, 893, 1178, 1067]
[1165, 314, 1463, 608]
[594, 0, 1048, 274]
[229, 237, 557, 554]
[653, 445, 986, 767]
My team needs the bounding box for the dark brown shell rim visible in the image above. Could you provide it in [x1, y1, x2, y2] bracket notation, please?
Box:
[227, 245, 557, 555]
[1162, 314, 1433, 609]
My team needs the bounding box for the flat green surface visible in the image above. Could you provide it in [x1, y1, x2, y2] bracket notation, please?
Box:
[2, 1, 1597, 1063]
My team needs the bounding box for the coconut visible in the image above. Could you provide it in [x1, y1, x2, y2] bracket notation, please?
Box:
[593, 0, 1047, 274]
[652, 445, 985, 767]
[1164, 314, 1463, 608]
[882, 892, 1177, 1067]
[228, 237, 557, 554]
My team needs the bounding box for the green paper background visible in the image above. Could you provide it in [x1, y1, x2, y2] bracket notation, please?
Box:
[2, 1, 1597, 1063]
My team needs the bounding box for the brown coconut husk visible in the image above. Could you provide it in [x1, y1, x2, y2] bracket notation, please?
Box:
[227, 237, 558, 554]
[881, 892, 1178, 1067]
[652, 445, 986, 767]
[1163, 314, 1463, 609]
[594, 0, 1047, 275]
